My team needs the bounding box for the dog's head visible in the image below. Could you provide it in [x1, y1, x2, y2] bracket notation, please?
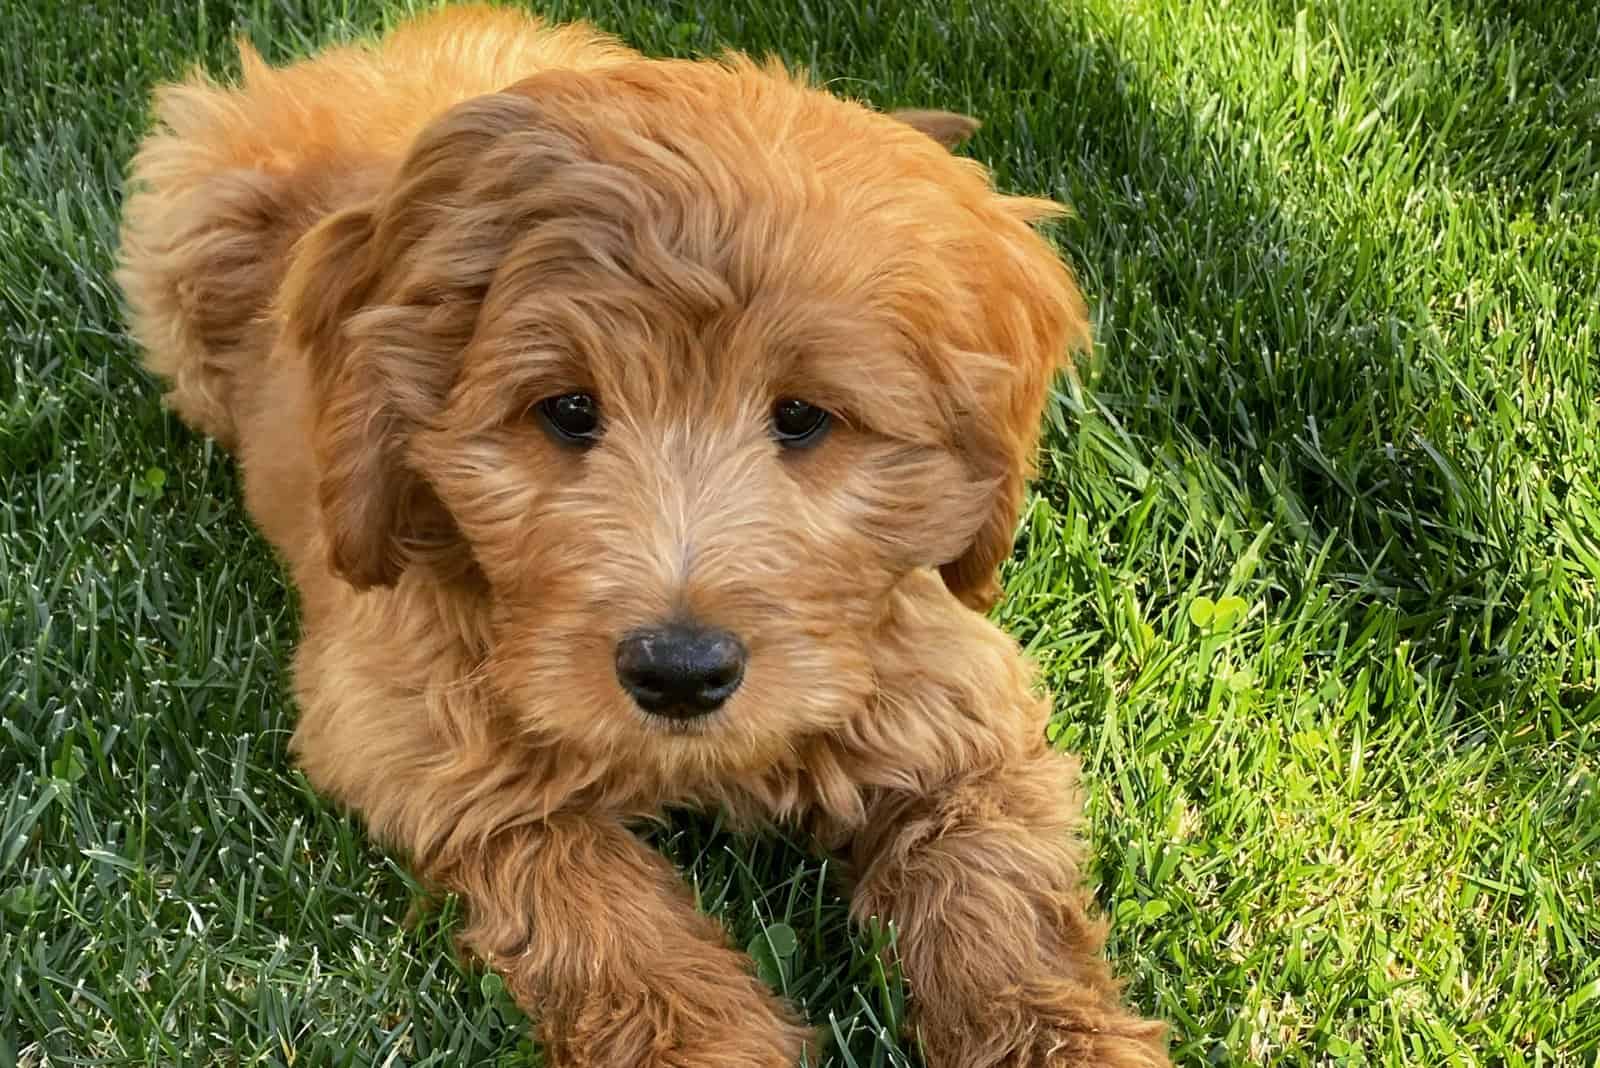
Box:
[280, 58, 1087, 776]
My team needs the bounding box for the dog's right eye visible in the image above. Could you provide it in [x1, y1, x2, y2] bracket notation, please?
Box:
[537, 392, 602, 445]
[771, 398, 831, 448]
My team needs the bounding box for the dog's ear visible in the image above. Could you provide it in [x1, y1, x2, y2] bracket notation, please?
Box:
[279, 91, 550, 589]
[280, 203, 432, 589]
[890, 108, 981, 150]
[939, 196, 1090, 612]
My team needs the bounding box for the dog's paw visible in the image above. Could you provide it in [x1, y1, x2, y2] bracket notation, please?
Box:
[922, 1024, 1169, 1068]
[1018, 1024, 1169, 1068]
[540, 984, 811, 1068]
[916, 978, 1169, 1068]
[642, 1017, 811, 1068]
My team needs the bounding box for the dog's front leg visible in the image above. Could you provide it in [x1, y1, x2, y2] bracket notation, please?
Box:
[848, 751, 1169, 1068]
[439, 813, 810, 1067]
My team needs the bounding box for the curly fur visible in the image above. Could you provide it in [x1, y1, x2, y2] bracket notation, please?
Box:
[118, 7, 1168, 1066]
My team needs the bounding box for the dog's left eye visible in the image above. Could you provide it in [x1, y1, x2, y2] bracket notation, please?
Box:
[538, 392, 602, 444]
[771, 399, 831, 447]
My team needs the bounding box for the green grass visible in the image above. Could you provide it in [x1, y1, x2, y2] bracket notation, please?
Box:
[3, 0, 1598, 1063]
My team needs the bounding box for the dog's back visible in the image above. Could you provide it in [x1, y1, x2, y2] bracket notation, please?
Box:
[117, 6, 630, 446]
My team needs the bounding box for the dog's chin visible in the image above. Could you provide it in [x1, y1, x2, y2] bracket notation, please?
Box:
[612, 694, 813, 784]
[635, 708, 725, 739]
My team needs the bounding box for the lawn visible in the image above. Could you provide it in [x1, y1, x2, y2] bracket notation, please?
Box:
[3, 0, 1598, 1064]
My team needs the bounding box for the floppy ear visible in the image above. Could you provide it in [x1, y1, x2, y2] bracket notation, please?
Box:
[938, 197, 1090, 611]
[279, 90, 550, 589]
[279, 204, 432, 589]
[890, 108, 981, 150]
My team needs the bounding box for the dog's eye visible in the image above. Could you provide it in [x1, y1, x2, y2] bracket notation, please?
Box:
[538, 392, 601, 444]
[771, 399, 831, 447]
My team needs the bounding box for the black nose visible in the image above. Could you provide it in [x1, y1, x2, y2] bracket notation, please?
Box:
[615, 623, 747, 718]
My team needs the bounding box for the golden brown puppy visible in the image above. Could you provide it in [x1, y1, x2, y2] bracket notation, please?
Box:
[118, 6, 1169, 1066]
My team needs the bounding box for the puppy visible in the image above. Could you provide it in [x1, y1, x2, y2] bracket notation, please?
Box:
[118, 7, 1169, 1066]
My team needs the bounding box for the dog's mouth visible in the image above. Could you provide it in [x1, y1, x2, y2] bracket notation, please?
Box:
[637, 707, 726, 738]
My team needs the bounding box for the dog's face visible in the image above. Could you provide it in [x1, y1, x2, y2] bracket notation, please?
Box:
[282, 60, 1086, 779]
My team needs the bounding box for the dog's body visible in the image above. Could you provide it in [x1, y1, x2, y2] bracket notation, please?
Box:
[118, 8, 1168, 1065]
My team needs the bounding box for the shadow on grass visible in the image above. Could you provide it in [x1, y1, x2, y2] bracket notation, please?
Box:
[1009, 0, 1596, 720]
[1261, 0, 1600, 204]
